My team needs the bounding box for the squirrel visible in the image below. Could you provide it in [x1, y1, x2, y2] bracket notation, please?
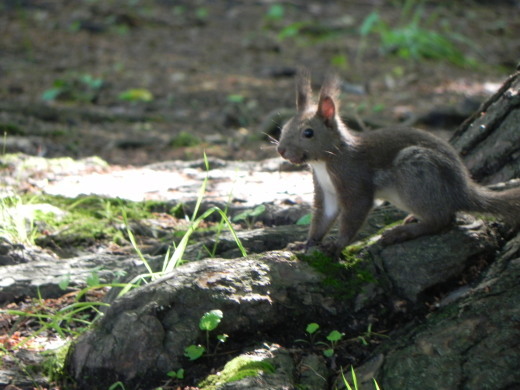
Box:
[277, 69, 520, 253]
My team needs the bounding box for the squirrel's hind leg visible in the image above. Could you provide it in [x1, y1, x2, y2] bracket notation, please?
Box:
[380, 145, 464, 245]
[380, 218, 452, 245]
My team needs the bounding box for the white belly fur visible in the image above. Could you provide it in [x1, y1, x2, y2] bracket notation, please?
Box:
[310, 162, 339, 219]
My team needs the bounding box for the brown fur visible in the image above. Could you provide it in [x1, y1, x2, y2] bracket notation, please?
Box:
[277, 70, 520, 251]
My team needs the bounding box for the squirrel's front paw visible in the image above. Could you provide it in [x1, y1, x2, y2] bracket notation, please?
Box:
[304, 239, 321, 254]
[286, 241, 307, 252]
[305, 241, 339, 259]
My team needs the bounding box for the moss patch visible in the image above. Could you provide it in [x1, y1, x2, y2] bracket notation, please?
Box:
[170, 131, 201, 148]
[9, 194, 176, 250]
[300, 251, 349, 290]
[300, 237, 381, 300]
[198, 355, 276, 390]
[0, 122, 25, 136]
[40, 342, 71, 383]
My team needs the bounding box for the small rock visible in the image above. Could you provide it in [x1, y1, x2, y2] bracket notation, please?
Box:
[299, 353, 329, 390]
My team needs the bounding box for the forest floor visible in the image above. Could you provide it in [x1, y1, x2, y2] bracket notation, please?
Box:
[1, 1, 520, 389]
[1, 0, 519, 167]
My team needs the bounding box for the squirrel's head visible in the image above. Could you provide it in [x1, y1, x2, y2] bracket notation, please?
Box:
[277, 69, 352, 165]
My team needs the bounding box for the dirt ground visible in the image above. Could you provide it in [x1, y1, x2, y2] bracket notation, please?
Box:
[1, 0, 519, 167]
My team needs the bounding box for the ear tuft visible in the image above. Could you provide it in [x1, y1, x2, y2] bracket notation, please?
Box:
[296, 67, 312, 113]
[317, 72, 340, 124]
[319, 73, 340, 102]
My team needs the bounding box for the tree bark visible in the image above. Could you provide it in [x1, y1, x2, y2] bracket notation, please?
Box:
[451, 70, 520, 184]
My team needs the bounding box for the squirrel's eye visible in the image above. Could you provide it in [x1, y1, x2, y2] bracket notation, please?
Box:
[302, 128, 314, 138]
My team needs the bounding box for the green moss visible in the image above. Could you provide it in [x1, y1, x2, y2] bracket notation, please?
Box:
[199, 355, 276, 390]
[301, 251, 348, 289]
[342, 243, 365, 267]
[14, 194, 177, 248]
[0, 122, 25, 135]
[301, 237, 381, 300]
[378, 218, 405, 233]
[170, 131, 201, 148]
[40, 342, 71, 383]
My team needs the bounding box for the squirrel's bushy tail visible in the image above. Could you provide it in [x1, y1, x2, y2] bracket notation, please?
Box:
[468, 186, 520, 227]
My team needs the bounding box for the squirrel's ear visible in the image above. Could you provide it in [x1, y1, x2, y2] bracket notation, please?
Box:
[317, 73, 339, 123]
[296, 68, 312, 113]
[317, 95, 336, 121]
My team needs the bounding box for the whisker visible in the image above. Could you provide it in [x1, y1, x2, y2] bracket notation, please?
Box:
[267, 111, 284, 134]
[263, 132, 279, 145]
[260, 144, 278, 151]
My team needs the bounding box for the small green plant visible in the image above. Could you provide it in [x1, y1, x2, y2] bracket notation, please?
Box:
[198, 355, 276, 389]
[265, 4, 285, 22]
[172, 5, 186, 16]
[339, 365, 382, 390]
[296, 322, 321, 346]
[58, 268, 111, 292]
[297, 323, 344, 358]
[108, 382, 127, 390]
[216, 333, 229, 345]
[41, 343, 70, 383]
[321, 330, 344, 358]
[118, 88, 153, 102]
[232, 204, 266, 229]
[277, 21, 311, 40]
[356, 9, 380, 64]
[184, 344, 205, 361]
[372, 103, 385, 113]
[119, 153, 246, 295]
[331, 54, 349, 70]
[167, 368, 185, 380]
[306, 322, 320, 337]
[1, 287, 112, 342]
[263, 3, 304, 40]
[263, 3, 341, 44]
[200, 310, 224, 350]
[162, 153, 246, 273]
[1, 267, 132, 352]
[227, 94, 245, 104]
[357, 0, 476, 67]
[357, 323, 389, 346]
[224, 93, 256, 127]
[195, 7, 209, 21]
[0, 195, 38, 245]
[296, 213, 312, 225]
[184, 309, 228, 361]
[41, 73, 104, 103]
